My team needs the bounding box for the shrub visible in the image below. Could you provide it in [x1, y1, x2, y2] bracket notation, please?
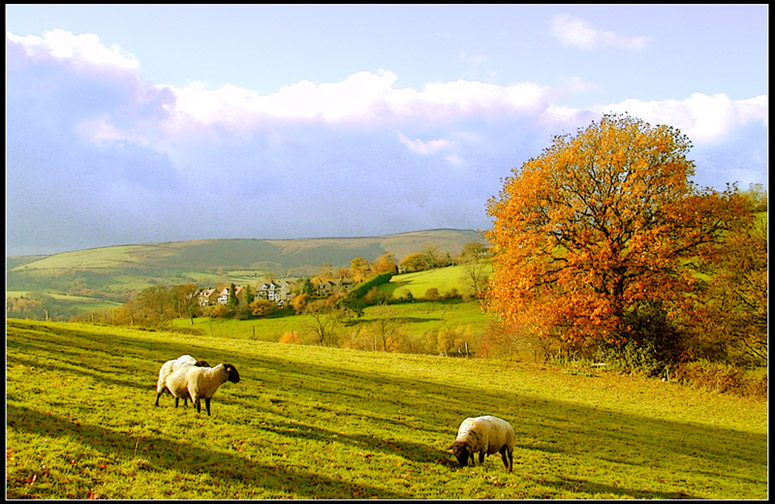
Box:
[363, 286, 388, 305]
[207, 303, 233, 319]
[249, 299, 277, 317]
[424, 288, 440, 301]
[234, 305, 252, 320]
[393, 288, 414, 303]
[444, 287, 460, 299]
[672, 360, 768, 398]
[279, 330, 302, 344]
[594, 301, 684, 377]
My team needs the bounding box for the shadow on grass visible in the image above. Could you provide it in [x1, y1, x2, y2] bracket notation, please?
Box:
[255, 417, 454, 466]
[7, 404, 412, 499]
[8, 354, 150, 393]
[543, 476, 696, 499]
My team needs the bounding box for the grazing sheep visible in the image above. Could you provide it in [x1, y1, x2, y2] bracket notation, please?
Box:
[165, 363, 240, 416]
[449, 415, 515, 472]
[155, 355, 210, 407]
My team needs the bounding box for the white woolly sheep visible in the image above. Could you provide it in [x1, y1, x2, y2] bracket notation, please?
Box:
[155, 355, 210, 407]
[449, 415, 515, 472]
[165, 362, 240, 416]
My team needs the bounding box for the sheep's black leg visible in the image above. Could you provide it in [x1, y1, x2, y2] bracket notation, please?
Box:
[175, 397, 180, 408]
[205, 398, 211, 416]
[478, 451, 485, 464]
[155, 393, 161, 406]
[195, 399, 201, 414]
[499, 446, 513, 473]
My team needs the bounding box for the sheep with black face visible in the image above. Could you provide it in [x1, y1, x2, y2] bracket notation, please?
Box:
[165, 362, 240, 416]
[449, 415, 515, 472]
[155, 355, 210, 407]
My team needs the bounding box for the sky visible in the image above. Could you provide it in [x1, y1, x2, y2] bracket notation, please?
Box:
[5, 4, 769, 257]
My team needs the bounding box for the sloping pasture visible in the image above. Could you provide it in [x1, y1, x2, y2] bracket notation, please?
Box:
[175, 299, 494, 343]
[6, 319, 768, 499]
[382, 261, 493, 299]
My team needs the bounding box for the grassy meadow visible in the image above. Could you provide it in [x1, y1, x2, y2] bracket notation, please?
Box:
[173, 299, 494, 343]
[382, 260, 493, 299]
[6, 319, 768, 499]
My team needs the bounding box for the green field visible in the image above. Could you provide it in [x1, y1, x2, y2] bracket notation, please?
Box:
[174, 299, 494, 343]
[6, 319, 768, 499]
[384, 260, 493, 298]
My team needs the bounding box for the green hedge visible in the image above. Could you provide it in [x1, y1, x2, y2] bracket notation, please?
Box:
[350, 272, 393, 298]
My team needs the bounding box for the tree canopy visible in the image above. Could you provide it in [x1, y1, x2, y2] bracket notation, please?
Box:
[485, 114, 752, 355]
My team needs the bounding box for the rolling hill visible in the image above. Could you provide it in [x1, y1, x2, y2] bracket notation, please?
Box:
[6, 229, 489, 316]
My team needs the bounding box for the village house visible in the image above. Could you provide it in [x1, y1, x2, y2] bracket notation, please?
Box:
[197, 275, 354, 308]
[256, 281, 292, 304]
[216, 285, 245, 305]
[198, 287, 219, 307]
[313, 277, 355, 297]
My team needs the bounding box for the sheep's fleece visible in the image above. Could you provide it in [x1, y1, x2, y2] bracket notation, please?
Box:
[155, 355, 210, 407]
[449, 415, 515, 472]
[165, 363, 240, 416]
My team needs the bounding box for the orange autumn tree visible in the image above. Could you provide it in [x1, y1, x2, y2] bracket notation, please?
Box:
[485, 114, 751, 363]
[690, 212, 767, 365]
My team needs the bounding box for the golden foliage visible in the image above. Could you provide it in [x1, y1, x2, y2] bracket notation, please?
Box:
[485, 114, 751, 347]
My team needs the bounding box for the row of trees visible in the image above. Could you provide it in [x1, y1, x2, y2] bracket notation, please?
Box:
[77, 283, 202, 327]
[6, 293, 76, 321]
[272, 307, 563, 363]
[485, 114, 767, 372]
[278, 312, 481, 356]
[399, 242, 489, 273]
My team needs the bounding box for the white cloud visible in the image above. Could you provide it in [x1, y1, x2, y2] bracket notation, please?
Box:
[397, 132, 464, 166]
[7, 29, 139, 68]
[397, 132, 453, 155]
[600, 93, 768, 142]
[163, 71, 398, 124]
[161, 72, 551, 127]
[550, 13, 650, 50]
[539, 93, 768, 145]
[392, 80, 549, 118]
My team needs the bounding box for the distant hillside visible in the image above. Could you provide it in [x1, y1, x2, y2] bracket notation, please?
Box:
[6, 229, 489, 317]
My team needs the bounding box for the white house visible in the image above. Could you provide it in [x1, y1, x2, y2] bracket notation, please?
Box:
[256, 281, 292, 304]
[198, 288, 219, 307]
[216, 285, 245, 305]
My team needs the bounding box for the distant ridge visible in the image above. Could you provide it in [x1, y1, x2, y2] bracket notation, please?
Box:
[7, 229, 490, 309]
